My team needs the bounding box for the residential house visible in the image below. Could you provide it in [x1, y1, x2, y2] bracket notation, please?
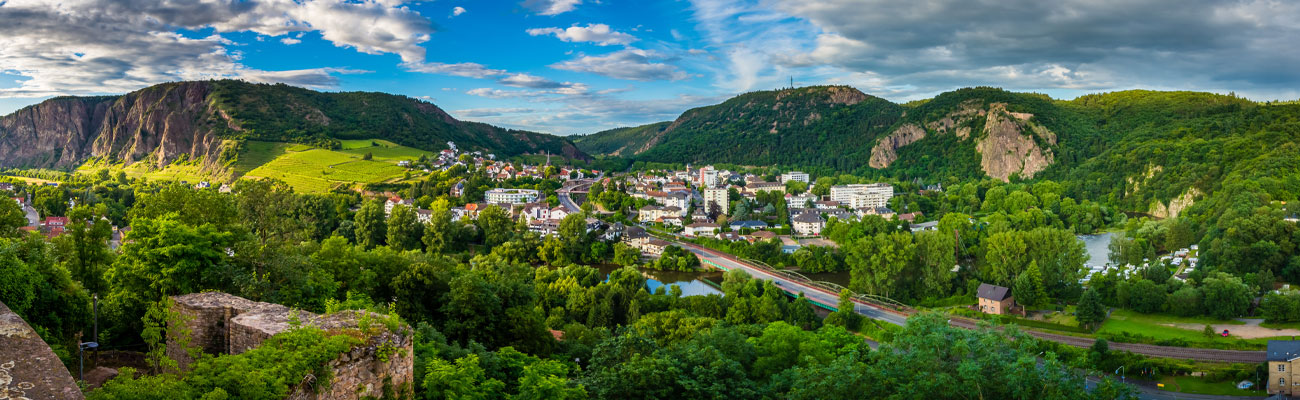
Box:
[729, 220, 768, 231]
[716, 232, 742, 242]
[642, 239, 670, 256]
[385, 196, 414, 215]
[785, 193, 816, 209]
[521, 202, 551, 222]
[529, 219, 560, 236]
[1267, 340, 1300, 396]
[792, 213, 825, 236]
[976, 283, 1015, 315]
[416, 209, 433, 223]
[690, 210, 711, 223]
[746, 230, 777, 243]
[41, 216, 68, 237]
[685, 222, 720, 237]
[813, 200, 841, 210]
[856, 207, 895, 220]
[897, 212, 923, 223]
[623, 226, 650, 247]
[550, 206, 570, 221]
[0, 182, 12, 192]
[911, 221, 939, 231]
[661, 216, 684, 227]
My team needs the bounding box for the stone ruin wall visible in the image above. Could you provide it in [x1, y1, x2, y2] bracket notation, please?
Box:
[167, 292, 414, 400]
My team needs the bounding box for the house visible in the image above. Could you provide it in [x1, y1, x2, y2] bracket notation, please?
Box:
[785, 193, 816, 209]
[661, 216, 684, 227]
[813, 200, 841, 210]
[529, 219, 561, 236]
[897, 212, 923, 223]
[746, 181, 784, 194]
[0, 182, 13, 192]
[746, 230, 777, 243]
[791, 213, 825, 236]
[549, 206, 569, 221]
[716, 232, 742, 242]
[623, 226, 650, 247]
[397, 160, 411, 167]
[385, 196, 414, 215]
[521, 202, 551, 222]
[685, 222, 720, 237]
[1267, 340, 1300, 396]
[642, 239, 670, 256]
[41, 216, 68, 238]
[690, 210, 711, 223]
[976, 283, 1015, 315]
[416, 209, 433, 223]
[729, 220, 768, 231]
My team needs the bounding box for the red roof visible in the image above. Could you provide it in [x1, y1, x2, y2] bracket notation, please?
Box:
[43, 217, 68, 226]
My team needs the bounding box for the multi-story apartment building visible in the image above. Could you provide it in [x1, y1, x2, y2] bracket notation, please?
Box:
[703, 187, 729, 214]
[779, 171, 810, 184]
[699, 166, 719, 188]
[830, 183, 894, 209]
[485, 188, 539, 204]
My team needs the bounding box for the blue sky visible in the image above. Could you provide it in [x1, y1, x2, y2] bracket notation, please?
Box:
[3, 0, 1299, 135]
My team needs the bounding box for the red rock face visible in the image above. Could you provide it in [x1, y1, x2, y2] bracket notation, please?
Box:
[0, 81, 231, 174]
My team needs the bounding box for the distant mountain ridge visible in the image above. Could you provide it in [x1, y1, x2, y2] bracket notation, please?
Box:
[0, 80, 587, 177]
[574, 85, 1299, 216]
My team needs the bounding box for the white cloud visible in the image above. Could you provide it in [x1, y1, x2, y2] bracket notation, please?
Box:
[452, 7, 467, 17]
[521, 0, 582, 16]
[281, 37, 302, 45]
[551, 49, 689, 81]
[404, 62, 506, 79]
[0, 0, 436, 97]
[527, 24, 635, 46]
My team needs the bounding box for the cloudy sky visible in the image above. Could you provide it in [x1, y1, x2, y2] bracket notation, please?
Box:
[1, 0, 1298, 135]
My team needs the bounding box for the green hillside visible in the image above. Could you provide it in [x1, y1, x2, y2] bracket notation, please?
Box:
[571, 122, 671, 157]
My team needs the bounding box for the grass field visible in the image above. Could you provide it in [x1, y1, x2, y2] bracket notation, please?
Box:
[233, 141, 292, 176]
[1098, 309, 1244, 341]
[337, 139, 433, 162]
[3, 175, 59, 184]
[1157, 376, 1263, 396]
[243, 148, 408, 193]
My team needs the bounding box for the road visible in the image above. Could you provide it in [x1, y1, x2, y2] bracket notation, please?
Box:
[655, 235, 1268, 364]
[23, 204, 39, 226]
[675, 240, 909, 326]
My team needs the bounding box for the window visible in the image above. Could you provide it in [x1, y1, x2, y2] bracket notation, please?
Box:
[1282, 364, 1288, 372]
[1282, 378, 1287, 386]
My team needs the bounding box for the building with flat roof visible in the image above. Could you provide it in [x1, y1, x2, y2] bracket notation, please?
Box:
[485, 188, 540, 204]
[703, 187, 729, 214]
[779, 171, 809, 184]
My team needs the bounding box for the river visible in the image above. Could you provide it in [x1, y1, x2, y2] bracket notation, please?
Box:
[594, 264, 724, 296]
[1076, 231, 1114, 266]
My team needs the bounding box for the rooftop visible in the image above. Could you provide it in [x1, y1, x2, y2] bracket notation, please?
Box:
[977, 283, 1011, 301]
[1268, 340, 1300, 361]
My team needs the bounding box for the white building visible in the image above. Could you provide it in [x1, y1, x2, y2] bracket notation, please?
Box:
[703, 187, 729, 214]
[699, 166, 719, 188]
[792, 212, 826, 236]
[780, 171, 810, 184]
[485, 188, 540, 204]
[830, 183, 893, 209]
[385, 196, 414, 215]
[685, 222, 720, 237]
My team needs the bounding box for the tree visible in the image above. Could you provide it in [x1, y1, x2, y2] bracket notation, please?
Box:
[422, 198, 463, 254]
[1201, 272, 1252, 319]
[476, 206, 514, 248]
[983, 231, 1027, 285]
[1127, 279, 1166, 314]
[62, 204, 114, 293]
[613, 243, 640, 267]
[846, 232, 914, 297]
[1076, 288, 1106, 329]
[0, 197, 26, 236]
[422, 354, 505, 400]
[234, 179, 300, 247]
[1166, 286, 1203, 317]
[823, 289, 861, 331]
[913, 230, 957, 298]
[1013, 261, 1046, 308]
[387, 204, 423, 251]
[354, 199, 387, 249]
[104, 215, 239, 343]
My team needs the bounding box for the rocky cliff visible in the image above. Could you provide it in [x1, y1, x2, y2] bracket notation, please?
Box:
[868, 99, 1057, 181]
[0, 82, 235, 173]
[0, 80, 587, 176]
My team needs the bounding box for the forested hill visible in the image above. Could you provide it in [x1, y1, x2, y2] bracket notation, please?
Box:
[0, 80, 587, 174]
[575, 86, 1300, 216]
[576, 86, 904, 171]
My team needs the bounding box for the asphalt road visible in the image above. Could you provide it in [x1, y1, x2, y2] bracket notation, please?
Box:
[23, 205, 39, 226]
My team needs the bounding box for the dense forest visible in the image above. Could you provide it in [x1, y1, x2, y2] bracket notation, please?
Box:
[0, 168, 1135, 399]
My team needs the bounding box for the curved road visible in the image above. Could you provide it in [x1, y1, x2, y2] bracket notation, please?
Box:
[671, 238, 1264, 363]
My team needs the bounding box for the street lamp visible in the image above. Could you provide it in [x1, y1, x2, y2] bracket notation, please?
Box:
[1114, 366, 1125, 385]
[78, 341, 98, 382]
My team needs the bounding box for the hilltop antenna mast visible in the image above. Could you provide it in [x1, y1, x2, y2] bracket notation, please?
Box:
[789, 76, 794, 89]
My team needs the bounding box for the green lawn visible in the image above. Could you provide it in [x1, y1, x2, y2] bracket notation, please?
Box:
[1157, 376, 1263, 396]
[337, 139, 433, 162]
[243, 148, 408, 193]
[1095, 309, 1274, 349]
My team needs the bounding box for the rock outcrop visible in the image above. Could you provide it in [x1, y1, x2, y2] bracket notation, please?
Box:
[976, 103, 1055, 181]
[0, 82, 234, 174]
[167, 292, 415, 400]
[869, 124, 926, 168]
[1150, 187, 1202, 219]
[0, 300, 85, 400]
[869, 101, 1057, 181]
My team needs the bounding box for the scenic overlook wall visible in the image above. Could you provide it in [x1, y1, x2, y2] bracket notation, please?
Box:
[167, 292, 414, 400]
